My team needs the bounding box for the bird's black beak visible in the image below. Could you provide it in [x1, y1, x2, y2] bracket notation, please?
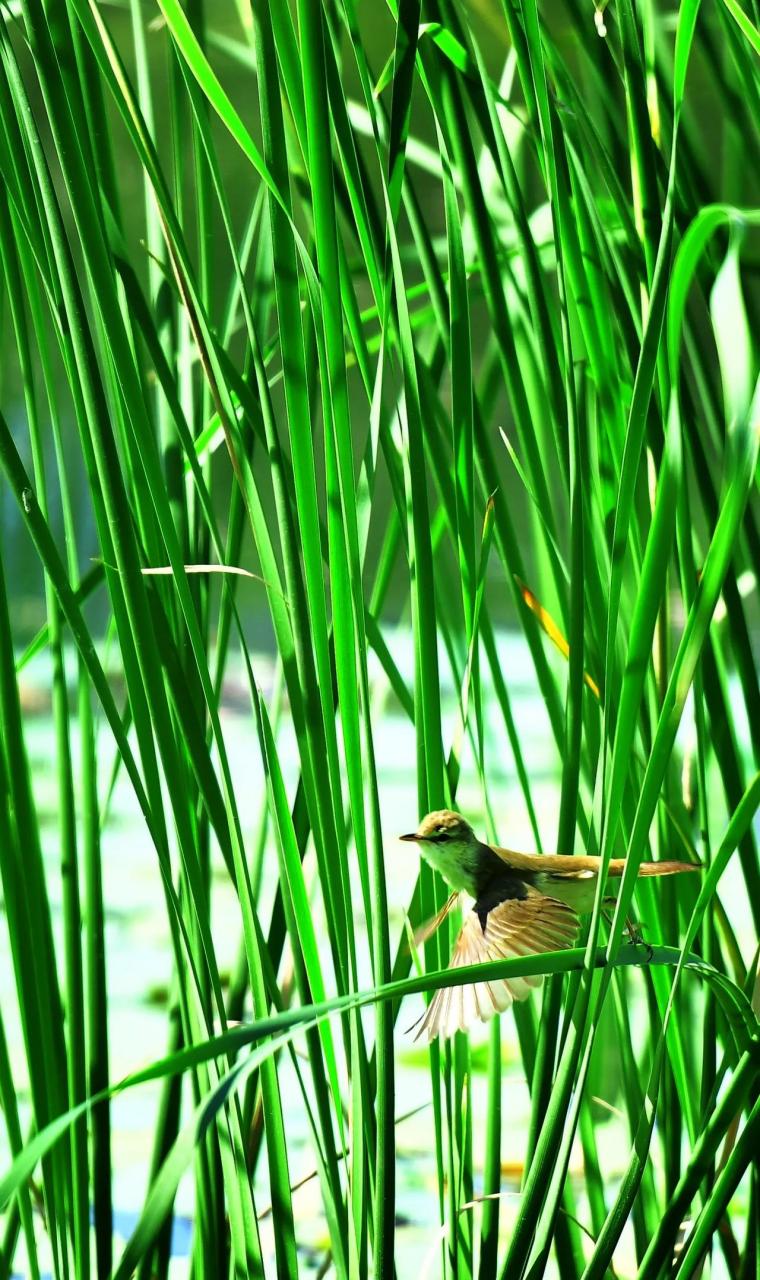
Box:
[399, 832, 422, 842]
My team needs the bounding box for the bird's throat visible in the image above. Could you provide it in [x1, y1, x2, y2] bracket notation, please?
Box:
[419, 838, 481, 895]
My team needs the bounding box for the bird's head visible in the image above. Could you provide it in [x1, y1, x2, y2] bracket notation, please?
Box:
[400, 809, 476, 848]
[400, 810, 480, 892]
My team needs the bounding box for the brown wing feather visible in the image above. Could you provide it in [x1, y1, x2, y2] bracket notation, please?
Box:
[414, 895, 579, 1043]
[490, 845, 700, 878]
[410, 893, 459, 949]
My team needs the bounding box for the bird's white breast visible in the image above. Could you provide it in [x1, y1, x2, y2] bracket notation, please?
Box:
[534, 871, 620, 914]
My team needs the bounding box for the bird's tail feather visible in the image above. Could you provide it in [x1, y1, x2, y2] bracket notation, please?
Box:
[625, 860, 701, 877]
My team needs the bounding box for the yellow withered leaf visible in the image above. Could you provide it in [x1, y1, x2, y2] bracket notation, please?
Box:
[516, 577, 601, 700]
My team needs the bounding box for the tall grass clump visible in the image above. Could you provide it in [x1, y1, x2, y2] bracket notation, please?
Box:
[0, 0, 758, 1277]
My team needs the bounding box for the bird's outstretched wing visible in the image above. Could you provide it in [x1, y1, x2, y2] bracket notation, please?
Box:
[414, 894, 579, 1042]
[410, 892, 459, 949]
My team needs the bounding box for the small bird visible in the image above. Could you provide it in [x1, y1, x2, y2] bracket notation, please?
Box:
[400, 809, 700, 1041]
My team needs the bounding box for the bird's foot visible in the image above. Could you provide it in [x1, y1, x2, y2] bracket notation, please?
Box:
[626, 917, 653, 964]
